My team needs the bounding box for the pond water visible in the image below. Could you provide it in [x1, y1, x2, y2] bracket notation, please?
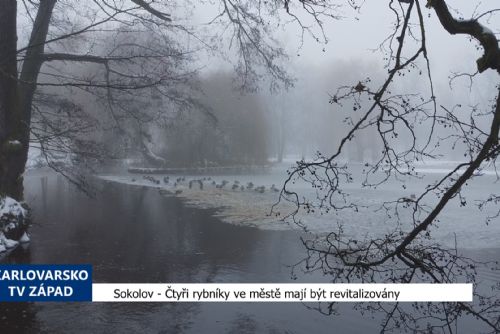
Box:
[0, 171, 498, 333]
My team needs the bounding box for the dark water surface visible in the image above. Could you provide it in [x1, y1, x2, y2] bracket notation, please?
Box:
[0, 173, 377, 333]
[0, 172, 497, 333]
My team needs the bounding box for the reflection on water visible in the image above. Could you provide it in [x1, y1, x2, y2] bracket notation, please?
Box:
[0, 172, 498, 333]
[15, 174, 301, 283]
[0, 173, 375, 333]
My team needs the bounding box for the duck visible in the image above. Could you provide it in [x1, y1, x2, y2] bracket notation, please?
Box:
[255, 186, 265, 193]
[189, 179, 203, 190]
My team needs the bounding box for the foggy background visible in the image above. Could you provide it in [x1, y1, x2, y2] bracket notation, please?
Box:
[18, 0, 500, 169]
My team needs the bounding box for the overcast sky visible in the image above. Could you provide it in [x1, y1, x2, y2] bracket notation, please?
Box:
[16, 0, 500, 109]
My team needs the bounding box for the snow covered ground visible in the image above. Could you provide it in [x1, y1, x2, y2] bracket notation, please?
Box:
[99, 160, 500, 249]
[0, 196, 30, 252]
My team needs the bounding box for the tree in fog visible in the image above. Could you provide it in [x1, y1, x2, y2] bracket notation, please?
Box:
[0, 0, 187, 199]
[155, 71, 271, 167]
[273, 0, 500, 332]
[1, 0, 335, 201]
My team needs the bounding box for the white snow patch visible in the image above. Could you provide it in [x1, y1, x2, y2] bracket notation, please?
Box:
[4, 223, 16, 232]
[0, 232, 18, 249]
[0, 197, 28, 243]
[0, 197, 27, 218]
[480, 23, 494, 36]
[19, 232, 30, 243]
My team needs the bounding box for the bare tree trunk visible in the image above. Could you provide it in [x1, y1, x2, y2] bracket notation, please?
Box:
[0, 0, 24, 200]
[0, 0, 56, 200]
[273, 109, 285, 163]
[277, 135, 284, 163]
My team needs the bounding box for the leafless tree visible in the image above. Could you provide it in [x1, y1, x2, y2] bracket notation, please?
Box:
[2, 0, 181, 200]
[273, 0, 500, 332]
[1, 0, 344, 202]
[0, 0, 312, 202]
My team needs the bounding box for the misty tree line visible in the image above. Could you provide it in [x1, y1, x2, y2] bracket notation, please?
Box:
[29, 52, 476, 172]
[96, 70, 272, 167]
[0, 0, 385, 189]
[1, 0, 436, 183]
[2, 0, 319, 198]
[30, 48, 391, 170]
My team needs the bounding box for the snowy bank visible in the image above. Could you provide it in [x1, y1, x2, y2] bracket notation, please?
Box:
[0, 196, 30, 252]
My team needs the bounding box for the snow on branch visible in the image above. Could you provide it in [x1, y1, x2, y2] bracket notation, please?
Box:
[430, 0, 500, 73]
